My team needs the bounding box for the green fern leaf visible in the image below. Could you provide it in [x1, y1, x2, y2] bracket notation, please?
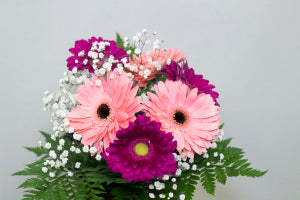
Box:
[25, 147, 46, 157]
[215, 166, 227, 184]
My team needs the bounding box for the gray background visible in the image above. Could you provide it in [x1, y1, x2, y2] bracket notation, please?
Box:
[0, 0, 299, 199]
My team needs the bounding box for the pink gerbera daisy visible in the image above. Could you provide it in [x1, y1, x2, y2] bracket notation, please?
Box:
[144, 80, 221, 159]
[66, 72, 143, 154]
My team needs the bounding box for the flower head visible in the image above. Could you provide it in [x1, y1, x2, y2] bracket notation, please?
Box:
[127, 48, 185, 86]
[144, 80, 221, 159]
[104, 114, 177, 183]
[162, 61, 219, 106]
[67, 37, 128, 73]
[66, 72, 143, 154]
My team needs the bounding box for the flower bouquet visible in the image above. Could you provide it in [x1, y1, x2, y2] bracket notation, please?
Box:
[14, 29, 266, 200]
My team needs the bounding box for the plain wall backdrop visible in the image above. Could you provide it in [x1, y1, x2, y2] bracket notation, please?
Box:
[1, 0, 299, 199]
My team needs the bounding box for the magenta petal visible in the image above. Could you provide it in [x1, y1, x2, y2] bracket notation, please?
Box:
[162, 61, 219, 106]
[104, 114, 177, 183]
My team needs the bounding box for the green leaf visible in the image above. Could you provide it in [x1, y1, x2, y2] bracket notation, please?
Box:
[200, 168, 216, 195]
[116, 33, 124, 48]
[115, 33, 135, 59]
[40, 131, 51, 142]
[219, 123, 224, 129]
[215, 166, 227, 184]
[240, 168, 268, 178]
[226, 167, 240, 177]
[25, 147, 46, 156]
[18, 177, 46, 190]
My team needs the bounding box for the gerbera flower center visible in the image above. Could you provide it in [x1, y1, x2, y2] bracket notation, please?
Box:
[97, 103, 110, 120]
[173, 110, 188, 125]
[134, 142, 149, 156]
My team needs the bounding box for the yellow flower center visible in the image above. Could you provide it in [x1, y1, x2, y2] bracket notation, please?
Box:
[134, 142, 149, 156]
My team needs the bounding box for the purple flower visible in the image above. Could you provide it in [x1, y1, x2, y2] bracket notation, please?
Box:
[103, 114, 177, 183]
[162, 61, 219, 106]
[67, 37, 128, 73]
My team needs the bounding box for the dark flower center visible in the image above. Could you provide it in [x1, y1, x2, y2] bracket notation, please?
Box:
[173, 110, 187, 125]
[97, 103, 110, 120]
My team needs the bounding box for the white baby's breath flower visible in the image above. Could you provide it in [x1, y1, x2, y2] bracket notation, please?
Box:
[154, 181, 160, 187]
[62, 150, 69, 157]
[55, 160, 62, 168]
[68, 127, 75, 133]
[121, 57, 127, 64]
[67, 171, 74, 177]
[50, 135, 56, 141]
[142, 28, 148, 34]
[162, 175, 169, 180]
[211, 142, 217, 149]
[43, 160, 49, 166]
[82, 146, 89, 153]
[72, 67, 78, 73]
[179, 194, 185, 200]
[134, 48, 141, 54]
[73, 133, 81, 141]
[44, 142, 51, 149]
[175, 168, 182, 176]
[90, 147, 97, 154]
[192, 164, 197, 170]
[49, 160, 55, 167]
[83, 59, 88, 65]
[98, 53, 104, 59]
[117, 66, 124, 74]
[49, 172, 55, 177]
[149, 184, 154, 189]
[166, 58, 171, 65]
[172, 184, 177, 190]
[220, 153, 224, 160]
[99, 68, 106, 75]
[59, 139, 65, 146]
[203, 153, 209, 158]
[75, 162, 81, 169]
[75, 148, 81, 154]
[42, 167, 48, 173]
[70, 146, 76, 152]
[149, 193, 155, 199]
[57, 145, 63, 151]
[95, 154, 102, 161]
[61, 158, 68, 165]
[49, 150, 57, 159]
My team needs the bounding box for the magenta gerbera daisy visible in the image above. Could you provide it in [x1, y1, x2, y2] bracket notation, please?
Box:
[104, 114, 177, 183]
[162, 61, 219, 106]
[67, 37, 128, 73]
[66, 72, 143, 154]
[144, 80, 221, 159]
